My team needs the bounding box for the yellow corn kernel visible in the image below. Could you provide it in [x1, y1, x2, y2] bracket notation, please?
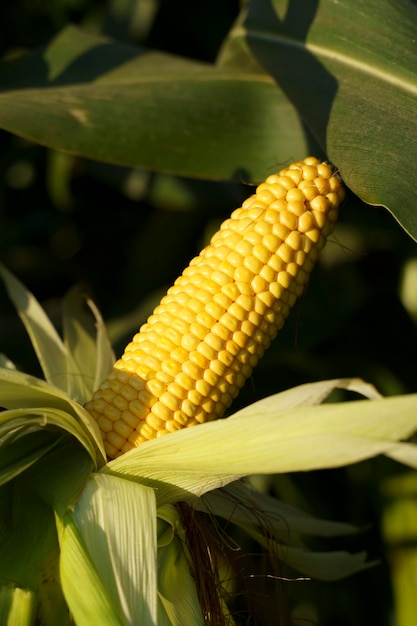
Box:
[85, 157, 345, 458]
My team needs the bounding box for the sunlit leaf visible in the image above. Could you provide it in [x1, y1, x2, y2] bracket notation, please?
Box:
[0, 25, 308, 182]
[0, 265, 69, 391]
[59, 517, 123, 626]
[61, 287, 114, 404]
[103, 386, 417, 505]
[0, 368, 106, 465]
[0, 586, 37, 626]
[86, 298, 115, 391]
[0, 407, 98, 465]
[70, 473, 158, 626]
[385, 441, 417, 469]
[221, 0, 417, 239]
[0, 354, 16, 370]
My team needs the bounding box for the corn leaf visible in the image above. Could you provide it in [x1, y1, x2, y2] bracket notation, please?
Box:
[0, 431, 59, 487]
[61, 287, 100, 404]
[0, 265, 69, 391]
[18, 439, 93, 518]
[220, 0, 417, 239]
[234, 517, 372, 580]
[0, 480, 68, 626]
[0, 587, 37, 626]
[59, 517, 123, 626]
[61, 287, 114, 403]
[103, 383, 417, 505]
[195, 483, 371, 581]
[0, 1, 415, 236]
[197, 482, 360, 542]
[0, 367, 81, 412]
[157, 507, 205, 626]
[384, 442, 417, 469]
[276, 545, 372, 582]
[0, 266, 113, 406]
[86, 298, 116, 391]
[0, 25, 308, 182]
[0, 354, 16, 370]
[381, 473, 417, 626]
[0, 368, 106, 465]
[240, 377, 382, 409]
[63, 473, 158, 626]
[0, 407, 100, 465]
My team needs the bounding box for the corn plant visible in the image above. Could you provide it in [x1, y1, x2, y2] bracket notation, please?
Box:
[1, 0, 417, 624]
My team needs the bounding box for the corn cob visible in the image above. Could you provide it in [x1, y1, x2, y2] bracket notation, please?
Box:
[85, 157, 345, 458]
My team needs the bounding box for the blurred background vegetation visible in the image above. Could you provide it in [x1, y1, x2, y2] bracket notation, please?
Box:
[1, 1, 417, 625]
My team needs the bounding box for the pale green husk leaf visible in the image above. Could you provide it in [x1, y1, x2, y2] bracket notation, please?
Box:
[384, 441, 417, 469]
[61, 473, 158, 626]
[0, 264, 68, 392]
[197, 481, 359, 542]
[277, 545, 371, 581]
[195, 480, 372, 581]
[59, 517, 123, 626]
[61, 286, 115, 399]
[0, 367, 106, 467]
[0, 587, 37, 626]
[103, 383, 417, 505]
[0, 264, 114, 405]
[0, 354, 16, 369]
[0, 407, 97, 466]
[157, 506, 205, 626]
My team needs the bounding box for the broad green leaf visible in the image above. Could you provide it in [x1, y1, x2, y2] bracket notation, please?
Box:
[71, 474, 158, 626]
[221, 0, 417, 239]
[0, 25, 308, 182]
[0, 587, 37, 626]
[103, 388, 417, 505]
[0, 3, 415, 238]
[0, 368, 106, 465]
[0, 265, 69, 392]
